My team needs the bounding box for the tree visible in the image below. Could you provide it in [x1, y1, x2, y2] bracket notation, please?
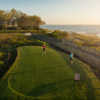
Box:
[17, 15, 31, 29]
[6, 8, 24, 21]
[0, 10, 7, 29]
[17, 15, 45, 29]
[0, 9, 45, 30]
[6, 9, 26, 28]
[32, 15, 45, 29]
[51, 30, 69, 39]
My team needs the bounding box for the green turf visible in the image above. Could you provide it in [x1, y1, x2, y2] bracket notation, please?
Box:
[0, 46, 99, 100]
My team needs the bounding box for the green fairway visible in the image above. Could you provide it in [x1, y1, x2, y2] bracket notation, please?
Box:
[0, 46, 100, 100]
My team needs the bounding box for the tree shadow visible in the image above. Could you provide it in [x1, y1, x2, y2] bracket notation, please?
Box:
[27, 79, 73, 97]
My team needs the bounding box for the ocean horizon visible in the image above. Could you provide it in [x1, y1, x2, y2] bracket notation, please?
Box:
[41, 25, 100, 36]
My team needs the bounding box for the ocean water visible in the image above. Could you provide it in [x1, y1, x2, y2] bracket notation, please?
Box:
[41, 25, 100, 36]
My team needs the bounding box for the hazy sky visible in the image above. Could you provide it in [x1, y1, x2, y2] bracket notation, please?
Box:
[0, 0, 100, 25]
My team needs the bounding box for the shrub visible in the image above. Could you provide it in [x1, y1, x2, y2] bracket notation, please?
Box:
[0, 52, 5, 59]
[0, 61, 4, 65]
[47, 30, 69, 39]
[0, 29, 38, 34]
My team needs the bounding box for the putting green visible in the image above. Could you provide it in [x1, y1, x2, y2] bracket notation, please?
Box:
[0, 46, 97, 100]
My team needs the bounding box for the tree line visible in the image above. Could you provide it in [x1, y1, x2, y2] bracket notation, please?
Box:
[0, 8, 45, 30]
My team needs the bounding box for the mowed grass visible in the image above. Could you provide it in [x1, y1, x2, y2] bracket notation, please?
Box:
[0, 46, 100, 100]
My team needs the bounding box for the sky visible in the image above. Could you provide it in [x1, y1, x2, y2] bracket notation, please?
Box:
[0, 0, 100, 25]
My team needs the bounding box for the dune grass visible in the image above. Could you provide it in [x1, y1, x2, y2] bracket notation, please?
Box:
[0, 46, 99, 100]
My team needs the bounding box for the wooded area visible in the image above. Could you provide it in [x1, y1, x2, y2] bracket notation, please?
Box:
[0, 8, 45, 30]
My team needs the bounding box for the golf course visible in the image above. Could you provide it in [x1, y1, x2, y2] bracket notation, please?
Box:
[0, 46, 100, 100]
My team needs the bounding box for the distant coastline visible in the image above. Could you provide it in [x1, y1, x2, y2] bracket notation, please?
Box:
[41, 25, 100, 37]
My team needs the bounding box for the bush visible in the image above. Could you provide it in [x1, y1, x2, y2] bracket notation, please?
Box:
[0, 29, 38, 34]
[0, 52, 5, 59]
[47, 30, 69, 39]
[0, 61, 4, 65]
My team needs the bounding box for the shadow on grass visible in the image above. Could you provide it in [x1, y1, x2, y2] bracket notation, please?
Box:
[27, 79, 73, 97]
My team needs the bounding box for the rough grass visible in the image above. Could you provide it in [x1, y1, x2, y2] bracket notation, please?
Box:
[0, 46, 99, 100]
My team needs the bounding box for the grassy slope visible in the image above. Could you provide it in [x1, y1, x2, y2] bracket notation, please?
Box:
[61, 52, 100, 100]
[0, 46, 100, 100]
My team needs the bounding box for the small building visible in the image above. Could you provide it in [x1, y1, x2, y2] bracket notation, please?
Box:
[48, 32, 52, 34]
[24, 33, 32, 36]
